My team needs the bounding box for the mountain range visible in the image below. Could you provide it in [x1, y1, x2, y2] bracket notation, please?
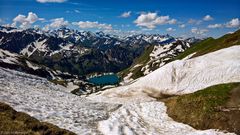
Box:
[0, 26, 199, 78]
[0, 25, 240, 134]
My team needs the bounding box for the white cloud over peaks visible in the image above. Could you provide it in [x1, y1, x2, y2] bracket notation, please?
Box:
[203, 15, 213, 21]
[179, 24, 185, 28]
[166, 27, 176, 32]
[208, 24, 222, 29]
[72, 21, 112, 30]
[226, 18, 240, 28]
[12, 12, 43, 29]
[120, 11, 131, 18]
[134, 12, 177, 29]
[49, 18, 69, 28]
[36, 0, 66, 3]
[168, 19, 177, 24]
[191, 28, 208, 35]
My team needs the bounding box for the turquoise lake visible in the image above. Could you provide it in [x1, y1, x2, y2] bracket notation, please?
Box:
[88, 74, 119, 85]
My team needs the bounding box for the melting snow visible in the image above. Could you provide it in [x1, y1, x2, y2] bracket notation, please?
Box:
[65, 82, 79, 92]
[26, 61, 40, 70]
[1, 46, 239, 135]
[0, 67, 234, 135]
[99, 102, 233, 135]
[0, 68, 120, 134]
[89, 45, 240, 103]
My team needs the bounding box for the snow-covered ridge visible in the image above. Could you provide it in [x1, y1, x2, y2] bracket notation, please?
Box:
[0, 49, 20, 64]
[0, 67, 234, 135]
[89, 45, 240, 103]
[122, 40, 191, 84]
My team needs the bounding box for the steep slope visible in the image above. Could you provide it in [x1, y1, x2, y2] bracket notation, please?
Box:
[0, 49, 75, 80]
[0, 102, 75, 135]
[163, 83, 240, 134]
[120, 29, 240, 84]
[0, 67, 121, 134]
[0, 67, 233, 135]
[119, 39, 192, 84]
[88, 45, 240, 103]
[175, 29, 240, 60]
[0, 26, 191, 76]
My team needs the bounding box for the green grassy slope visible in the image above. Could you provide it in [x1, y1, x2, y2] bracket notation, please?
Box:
[119, 45, 154, 80]
[119, 29, 240, 81]
[175, 29, 240, 60]
[163, 83, 240, 134]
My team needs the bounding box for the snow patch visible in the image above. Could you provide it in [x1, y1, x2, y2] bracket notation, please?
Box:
[0, 67, 120, 134]
[182, 52, 196, 60]
[65, 82, 79, 92]
[0, 49, 19, 64]
[26, 61, 40, 70]
[89, 46, 240, 103]
[0, 64, 236, 134]
[99, 102, 234, 135]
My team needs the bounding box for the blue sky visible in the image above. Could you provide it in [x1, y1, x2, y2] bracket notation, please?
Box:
[0, 0, 239, 38]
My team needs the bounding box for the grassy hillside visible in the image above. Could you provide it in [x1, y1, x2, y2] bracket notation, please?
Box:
[176, 29, 240, 59]
[119, 45, 154, 80]
[163, 83, 240, 134]
[0, 102, 75, 135]
[119, 29, 240, 81]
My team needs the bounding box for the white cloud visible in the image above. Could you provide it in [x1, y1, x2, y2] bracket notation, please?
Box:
[42, 25, 50, 31]
[179, 24, 185, 28]
[120, 11, 131, 18]
[203, 15, 213, 21]
[208, 24, 222, 29]
[72, 21, 112, 30]
[12, 12, 43, 29]
[33, 25, 40, 29]
[188, 19, 202, 25]
[103, 29, 144, 37]
[168, 19, 177, 24]
[134, 12, 177, 29]
[49, 18, 69, 28]
[226, 18, 240, 28]
[166, 27, 176, 32]
[36, 0, 66, 3]
[188, 19, 195, 24]
[191, 28, 208, 35]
